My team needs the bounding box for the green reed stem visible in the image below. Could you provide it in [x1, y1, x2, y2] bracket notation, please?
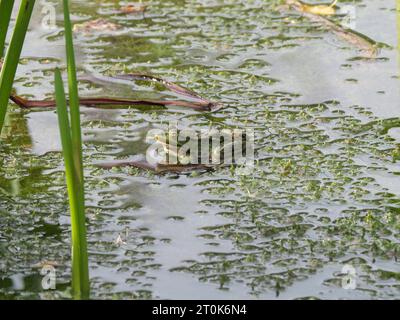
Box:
[0, 0, 15, 57]
[0, 0, 35, 135]
[50, 0, 90, 299]
[55, 0, 90, 299]
[62, 0, 83, 181]
[55, 68, 89, 300]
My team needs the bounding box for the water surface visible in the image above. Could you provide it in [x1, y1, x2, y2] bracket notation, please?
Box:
[0, 0, 400, 299]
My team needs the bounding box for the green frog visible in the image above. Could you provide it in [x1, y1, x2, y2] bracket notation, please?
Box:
[150, 130, 250, 167]
[289, 0, 338, 15]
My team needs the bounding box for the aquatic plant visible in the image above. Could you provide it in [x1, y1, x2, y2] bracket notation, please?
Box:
[0, 0, 15, 57]
[54, 69, 89, 299]
[54, 0, 89, 299]
[0, 0, 35, 134]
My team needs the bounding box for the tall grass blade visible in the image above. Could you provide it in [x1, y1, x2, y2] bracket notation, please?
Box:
[62, 0, 83, 179]
[0, 0, 15, 57]
[0, 0, 35, 134]
[54, 68, 89, 299]
[61, 0, 89, 299]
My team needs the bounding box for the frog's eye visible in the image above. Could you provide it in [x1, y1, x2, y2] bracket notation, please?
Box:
[152, 134, 164, 141]
[146, 131, 165, 144]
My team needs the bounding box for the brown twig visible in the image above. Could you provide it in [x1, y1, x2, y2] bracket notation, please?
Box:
[9, 71, 221, 112]
[113, 73, 210, 103]
[9, 95, 215, 111]
[98, 159, 214, 173]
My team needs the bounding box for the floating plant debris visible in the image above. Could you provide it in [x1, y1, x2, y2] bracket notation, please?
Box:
[284, 0, 379, 58]
[32, 260, 60, 269]
[98, 159, 213, 174]
[7, 71, 221, 112]
[120, 3, 147, 14]
[10, 95, 216, 111]
[73, 18, 122, 34]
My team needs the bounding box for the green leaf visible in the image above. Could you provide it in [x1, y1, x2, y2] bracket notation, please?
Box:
[0, 0, 35, 134]
[55, 68, 89, 300]
[0, 0, 15, 57]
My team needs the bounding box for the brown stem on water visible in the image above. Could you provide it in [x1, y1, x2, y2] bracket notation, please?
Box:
[9, 71, 221, 112]
[1, 61, 221, 112]
[10, 94, 217, 111]
[98, 160, 214, 173]
[113, 73, 210, 103]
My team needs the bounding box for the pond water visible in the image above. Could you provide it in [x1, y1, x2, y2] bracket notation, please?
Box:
[0, 0, 400, 299]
